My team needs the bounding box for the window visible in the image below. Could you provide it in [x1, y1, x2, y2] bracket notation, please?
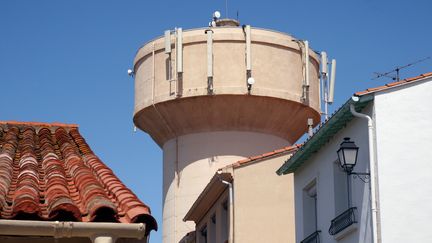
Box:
[333, 161, 349, 214]
[303, 180, 317, 237]
[221, 200, 228, 242]
[199, 225, 207, 243]
[208, 214, 216, 243]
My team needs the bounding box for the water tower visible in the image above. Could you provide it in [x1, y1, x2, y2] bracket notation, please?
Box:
[132, 15, 333, 243]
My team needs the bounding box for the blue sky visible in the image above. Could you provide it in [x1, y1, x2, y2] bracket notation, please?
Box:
[1, 1, 430, 242]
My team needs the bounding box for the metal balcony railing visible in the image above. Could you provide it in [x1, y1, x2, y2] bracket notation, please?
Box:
[329, 207, 357, 235]
[300, 230, 321, 243]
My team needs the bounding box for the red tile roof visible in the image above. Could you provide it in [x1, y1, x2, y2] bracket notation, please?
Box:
[228, 144, 301, 168]
[355, 72, 432, 96]
[0, 121, 156, 230]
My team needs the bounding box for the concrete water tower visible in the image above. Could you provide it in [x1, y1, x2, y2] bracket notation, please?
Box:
[132, 16, 323, 243]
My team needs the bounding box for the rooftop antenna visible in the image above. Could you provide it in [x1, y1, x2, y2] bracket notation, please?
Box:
[320, 51, 336, 120]
[210, 11, 221, 27]
[373, 56, 430, 81]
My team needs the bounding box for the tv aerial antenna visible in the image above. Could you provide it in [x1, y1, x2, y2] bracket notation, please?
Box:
[373, 56, 430, 81]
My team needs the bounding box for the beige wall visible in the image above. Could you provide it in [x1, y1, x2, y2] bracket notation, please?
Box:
[134, 25, 319, 243]
[162, 131, 289, 243]
[133, 27, 321, 146]
[233, 154, 295, 243]
[134, 27, 320, 110]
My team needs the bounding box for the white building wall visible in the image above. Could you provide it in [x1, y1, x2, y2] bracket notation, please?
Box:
[294, 105, 373, 243]
[373, 78, 432, 243]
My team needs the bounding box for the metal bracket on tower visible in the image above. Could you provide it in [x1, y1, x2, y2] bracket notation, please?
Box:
[244, 25, 253, 94]
[176, 28, 183, 73]
[245, 25, 252, 72]
[301, 40, 310, 103]
[176, 28, 183, 97]
[165, 30, 172, 54]
[165, 30, 173, 82]
[205, 29, 214, 94]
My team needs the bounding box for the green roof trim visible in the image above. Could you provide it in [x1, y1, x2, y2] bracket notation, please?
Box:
[276, 95, 373, 175]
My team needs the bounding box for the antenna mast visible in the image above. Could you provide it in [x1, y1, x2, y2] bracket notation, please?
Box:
[373, 57, 430, 81]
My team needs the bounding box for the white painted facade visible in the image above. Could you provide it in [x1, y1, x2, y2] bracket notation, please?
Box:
[294, 108, 372, 243]
[291, 77, 432, 243]
[373, 79, 432, 242]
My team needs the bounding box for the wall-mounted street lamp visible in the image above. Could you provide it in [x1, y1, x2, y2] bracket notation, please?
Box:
[337, 137, 359, 174]
[337, 137, 370, 181]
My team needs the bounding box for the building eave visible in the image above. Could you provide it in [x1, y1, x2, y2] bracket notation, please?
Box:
[276, 94, 373, 175]
[183, 172, 233, 223]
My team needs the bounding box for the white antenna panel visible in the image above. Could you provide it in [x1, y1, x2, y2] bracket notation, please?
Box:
[329, 59, 336, 103]
[320, 51, 328, 76]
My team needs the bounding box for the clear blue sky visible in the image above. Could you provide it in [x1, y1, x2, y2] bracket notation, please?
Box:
[1, 1, 430, 242]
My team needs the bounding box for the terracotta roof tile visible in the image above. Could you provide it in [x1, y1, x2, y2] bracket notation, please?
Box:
[0, 121, 156, 231]
[225, 144, 301, 169]
[355, 72, 432, 96]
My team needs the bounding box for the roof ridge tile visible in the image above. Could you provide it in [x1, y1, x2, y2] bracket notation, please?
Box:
[0, 121, 78, 129]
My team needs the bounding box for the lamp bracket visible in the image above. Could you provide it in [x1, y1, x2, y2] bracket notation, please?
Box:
[349, 172, 370, 183]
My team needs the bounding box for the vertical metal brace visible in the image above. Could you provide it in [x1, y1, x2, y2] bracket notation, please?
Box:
[176, 28, 183, 73]
[300, 40, 310, 103]
[164, 30, 171, 54]
[176, 28, 183, 97]
[245, 25, 252, 94]
[245, 25, 252, 71]
[205, 29, 214, 94]
[165, 30, 174, 82]
[304, 40, 310, 87]
[206, 30, 214, 77]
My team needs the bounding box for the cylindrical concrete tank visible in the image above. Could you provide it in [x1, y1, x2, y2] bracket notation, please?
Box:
[133, 22, 321, 243]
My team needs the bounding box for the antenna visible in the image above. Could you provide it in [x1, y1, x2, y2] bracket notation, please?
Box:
[213, 11, 221, 19]
[320, 52, 328, 78]
[373, 56, 430, 81]
[320, 51, 336, 120]
[329, 59, 336, 103]
[210, 11, 221, 27]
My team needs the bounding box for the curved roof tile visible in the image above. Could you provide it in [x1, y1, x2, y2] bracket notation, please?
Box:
[0, 121, 156, 232]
